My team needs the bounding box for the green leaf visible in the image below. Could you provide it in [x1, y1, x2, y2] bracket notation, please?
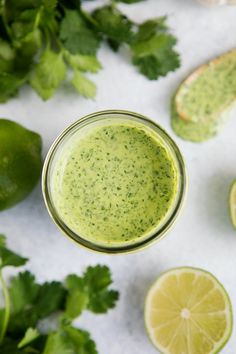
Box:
[43, 327, 97, 354]
[65, 274, 84, 291]
[88, 289, 119, 314]
[4, 1, 42, 41]
[130, 15, 180, 80]
[8, 279, 66, 335]
[134, 17, 168, 42]
[84, 265, 119, 314]
[60, 10, 100, 55]
[0, 72, 26, 103]
[133, 51, 180, 80]
[83, 265, 112, 291]
[0, 246, 28, 269]
[18, 327, 40, 348]
[92, 5, 133, 44]
[0, 39, 15, 72]
[0, 338, 22, 354]
[34, 281, 66, 319]
[9, 271, 39, 314]
[30, 49, 66, 100]
[0, 235, 6, 248]
[131, 33, 177, 58]
[67, 53, 102, 73]
[65, 290, 88, 319]
[0, 308, 5, 335]
[71, 70, 96, 99]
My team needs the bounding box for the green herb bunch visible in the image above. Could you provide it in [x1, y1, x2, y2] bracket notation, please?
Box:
[0, 0, 180, 102]
[0, 234, 119, 353]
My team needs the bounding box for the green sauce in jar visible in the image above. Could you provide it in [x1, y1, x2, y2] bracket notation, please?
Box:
[51, 122, 178, 246]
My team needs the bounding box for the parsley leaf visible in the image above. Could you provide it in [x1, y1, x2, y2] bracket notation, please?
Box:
[30, 49, 66, 100]
[92, 5, 134, 44]
[60, 10, 100, 55]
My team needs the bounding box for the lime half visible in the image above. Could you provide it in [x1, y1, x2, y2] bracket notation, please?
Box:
[145, 267, 233, 354]
[229, 180, 236, 229]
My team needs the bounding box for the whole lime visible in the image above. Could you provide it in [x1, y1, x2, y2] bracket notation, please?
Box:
[0, 119, 42, 211]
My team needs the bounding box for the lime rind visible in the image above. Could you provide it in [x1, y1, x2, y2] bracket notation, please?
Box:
[145, 267, 233, 354]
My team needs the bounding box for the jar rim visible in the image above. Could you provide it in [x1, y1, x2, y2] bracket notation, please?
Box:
[42, 109, 187, 254]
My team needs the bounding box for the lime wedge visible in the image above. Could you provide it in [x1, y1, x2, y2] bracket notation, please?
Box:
[145, 267, 233, 354]
[229, 180, 236, 228]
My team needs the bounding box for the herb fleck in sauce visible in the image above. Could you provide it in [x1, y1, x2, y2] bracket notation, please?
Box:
[52, 124, 178, 245]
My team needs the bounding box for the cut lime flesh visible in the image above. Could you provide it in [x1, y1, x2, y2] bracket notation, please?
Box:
[145, 267, 233, 354]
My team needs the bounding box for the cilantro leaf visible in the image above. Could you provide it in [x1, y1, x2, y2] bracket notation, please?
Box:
[134, 17, 168, 42]
[60, 10, 100, 55]
[131, 22, 180, 80]
[71, 70, 96, 98]
[88, 289, 119, 314]
[8, 276, 66, 335]
[0, 235, 6, 247]
[67, 53, 102, 73]
[131, 33, 177, 57]
[92, 5, 134, 44]
[30, 49, 66, 100]
[65, 274, 88, 319]
[0, 244, 28, 269]
[34, 281, 66, 318]
[0, 338, 22, 354]
[84, 265, 119, 313]
[17, 328, 40, 349]
[43, 327, 97, 354]
[66, 274, 85, 291]
[65, 290, 88, 319]
[84, 265, 113, 291]
[9, 271, 39, 314]
[0, 72, 26, 103]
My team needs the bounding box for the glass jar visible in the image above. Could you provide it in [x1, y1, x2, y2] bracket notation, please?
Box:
[42, 110, 187, 254]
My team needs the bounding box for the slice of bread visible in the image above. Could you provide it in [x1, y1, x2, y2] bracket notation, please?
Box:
[171, 49, 236, 142]
[171, 99, 227, 142]
[175, 49, 236, 123]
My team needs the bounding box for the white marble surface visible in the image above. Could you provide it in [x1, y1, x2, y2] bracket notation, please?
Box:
[1, 0, 236, 353]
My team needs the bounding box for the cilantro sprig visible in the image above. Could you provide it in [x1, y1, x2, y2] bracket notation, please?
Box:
[0, 0, 180, 102]
[0, 234, 119, 353]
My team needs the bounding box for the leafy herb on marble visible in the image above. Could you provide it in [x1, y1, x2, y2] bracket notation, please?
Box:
[0, 0, 180, 102]
[0, 234, 119, 353]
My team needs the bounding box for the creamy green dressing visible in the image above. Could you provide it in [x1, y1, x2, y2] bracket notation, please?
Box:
[51, 124, 178, 246]
[177, 52, 236, 123]
[172, 50, 236, 142]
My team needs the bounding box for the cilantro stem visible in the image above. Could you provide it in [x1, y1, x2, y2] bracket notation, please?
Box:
[0, 269, 10, 344]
